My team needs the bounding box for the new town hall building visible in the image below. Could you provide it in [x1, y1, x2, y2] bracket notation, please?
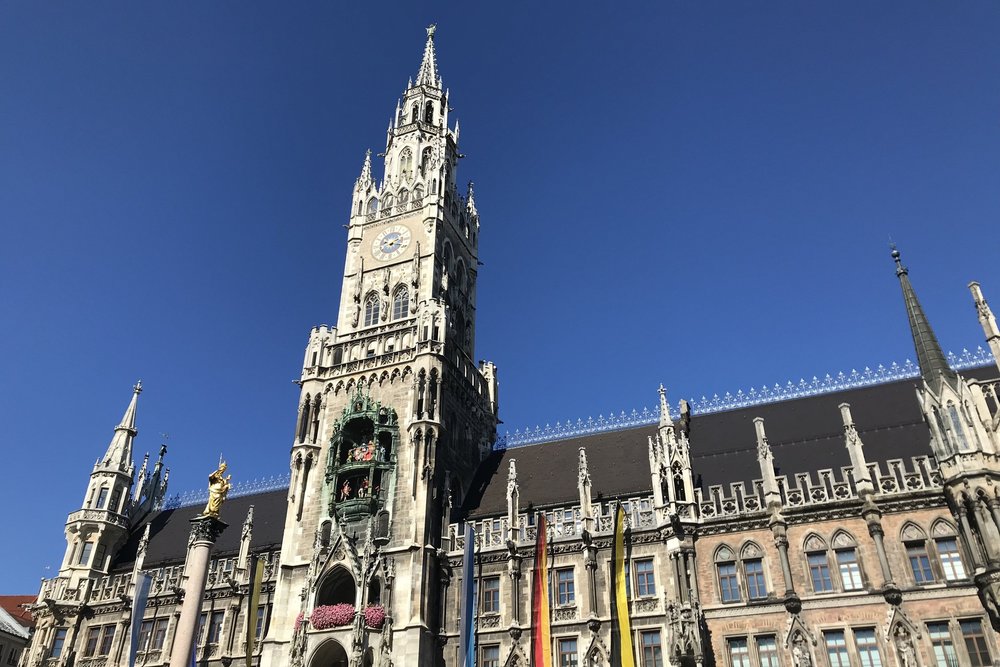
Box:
[22, 27, 1000, 667]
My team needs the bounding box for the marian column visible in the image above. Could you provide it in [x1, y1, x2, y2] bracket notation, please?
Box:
[169, 463, 231, 667]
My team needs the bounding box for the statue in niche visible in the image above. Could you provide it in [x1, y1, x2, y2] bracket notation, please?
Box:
[791, 633, 812, 667]
[201, 461, 232, 518]
[340, 480, 353, 501]
[894, 626, 917, 667]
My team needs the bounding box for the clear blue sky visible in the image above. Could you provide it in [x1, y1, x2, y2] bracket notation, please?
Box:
[2, 2, 999, 592]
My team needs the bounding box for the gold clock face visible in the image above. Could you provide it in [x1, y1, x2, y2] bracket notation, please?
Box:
[371, 225, 412, 261]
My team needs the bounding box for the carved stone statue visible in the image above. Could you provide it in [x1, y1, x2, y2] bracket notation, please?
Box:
[894, 626, 917, 667]
[201, 462, 232, 518]
[791, 633, 812, 667]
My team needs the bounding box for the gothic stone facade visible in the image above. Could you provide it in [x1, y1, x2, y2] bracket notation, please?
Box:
[23, 27, 1000, 667]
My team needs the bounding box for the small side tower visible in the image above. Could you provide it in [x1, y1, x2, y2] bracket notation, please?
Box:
[892, 249, 1000, 630]
[61, 382, 143, 584]
[28, 383, 169, 667]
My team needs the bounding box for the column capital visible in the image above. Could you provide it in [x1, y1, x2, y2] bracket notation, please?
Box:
[190, 516, 228, 545]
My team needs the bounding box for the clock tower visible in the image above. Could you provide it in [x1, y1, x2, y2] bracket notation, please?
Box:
[264, 26, 499, 667]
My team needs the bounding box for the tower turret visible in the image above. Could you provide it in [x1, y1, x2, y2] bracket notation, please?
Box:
[61, 383, 156, 585]
[892, 249, 1000, 630]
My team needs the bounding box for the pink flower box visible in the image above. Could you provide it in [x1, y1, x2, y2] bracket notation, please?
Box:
[311, 603, 355, 629]
[364, 604, 386, 629]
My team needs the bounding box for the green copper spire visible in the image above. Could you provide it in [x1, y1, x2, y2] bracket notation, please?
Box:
[892, 246, 958, 392]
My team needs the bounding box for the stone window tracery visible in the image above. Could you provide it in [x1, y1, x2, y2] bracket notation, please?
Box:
[363, 294, 380, 328]
[740, 542, 768, 600]
[831, 530, 864, 591]
[714, 545, 740, 603]
[803, 534, 834, 592]
[392, 286, 409, 321]
[931, 519, 967, 581]
[901, 523, 934, 584]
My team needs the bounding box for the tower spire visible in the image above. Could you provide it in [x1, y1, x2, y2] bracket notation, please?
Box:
[891, 247, 957, 392]
[658, 384, 673, 428]
[415, 24, 440, 88]
[357, 149, 372, 186]
[102, 381, 141, 470]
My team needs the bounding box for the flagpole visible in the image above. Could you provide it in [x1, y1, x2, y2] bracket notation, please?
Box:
[474, 533, 481, 666]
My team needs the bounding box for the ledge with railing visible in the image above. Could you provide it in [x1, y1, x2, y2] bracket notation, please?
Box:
[695, 455, 941, 520]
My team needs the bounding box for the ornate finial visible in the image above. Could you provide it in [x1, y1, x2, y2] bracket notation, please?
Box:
[890, 243, 906, 276]
[466, 181, 477, 215]
[242, 505, 255, 539]
[753, 417, 771, 461]
[416, 25, 440, 87]
[133, 380, 143, 395]
[578, 447, 591, 486]
[358, 149, 373, 185]
[658, 384, 673, 428]
[137, 523, 151, 557]
[201, 461, 232, 518]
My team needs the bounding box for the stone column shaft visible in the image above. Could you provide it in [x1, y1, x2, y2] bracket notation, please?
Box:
[169, 517, 227, 667]
[775, 538, 794, 594]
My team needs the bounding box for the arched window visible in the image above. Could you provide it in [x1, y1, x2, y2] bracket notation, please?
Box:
[381, 193, 393, 211]
[455, 259, 467, 291]
[931, 519, 967, 581]
[830, 530, 864, 591]
[441, 242, 452, 274]
[392, 286, 409, 320]
[714, 545, 740, 603]
[803, 534, 833, 592]
[363, 294, 380, 327]
[398, 189, 409, 205]
[366, 197, 378, 215]
[671, 462, 686, 501]
[901, 522, 934, 584]
[947, 402, 970, 451]
[298, 394, 312, 443]
[109, 488, 122, 513]
[424, 101, 434, 123]
[739, 542, 768, 600]
[332, 347, 344, 365]
[96, 487, 110, 509]
[399, 149, 412, 180]
[414, 185, 424, 201]
[316, 567, 357, 607]
[410, 104, 418, 123]
[420, 147, 432, 176]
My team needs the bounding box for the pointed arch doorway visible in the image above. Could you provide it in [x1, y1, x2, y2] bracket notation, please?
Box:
[309, 638, 349, 667]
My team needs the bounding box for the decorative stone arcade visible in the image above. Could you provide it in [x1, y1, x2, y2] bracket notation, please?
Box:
[326, 389, 399, 524]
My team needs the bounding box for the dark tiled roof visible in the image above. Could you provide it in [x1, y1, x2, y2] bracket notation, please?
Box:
[466, 365, 999, 518]
[112, 490, 287, 571]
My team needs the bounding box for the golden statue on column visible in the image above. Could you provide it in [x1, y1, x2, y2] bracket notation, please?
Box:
[202, 461, 232, 518]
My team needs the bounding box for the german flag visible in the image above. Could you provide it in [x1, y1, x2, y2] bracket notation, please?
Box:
[609, 504, 635, 667]
[531, 512, 552, 667]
